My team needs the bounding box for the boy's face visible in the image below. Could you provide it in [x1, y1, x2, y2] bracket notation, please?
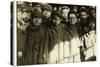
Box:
[21, 11, 31, 22]
[33, 5, 42, 12]
[89, 22, 96, 30]
[53, 15, 61, 25]
[80, 11, 88, 20]
[33, 17, 42, 26]
[91, 10, 96, 18]
[62, 9, 69, 19]
[69, 13, 77, 24]
[43, 10, 51, 18]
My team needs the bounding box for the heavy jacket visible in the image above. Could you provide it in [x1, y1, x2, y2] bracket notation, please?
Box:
[48, 23, 66, 63]
[25, 24, 45, 64]
[66, 23, 81, 62]
[17, 27, 26, 65]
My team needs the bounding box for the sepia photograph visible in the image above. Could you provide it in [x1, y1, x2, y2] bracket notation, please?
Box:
[16, 1, 96, 65]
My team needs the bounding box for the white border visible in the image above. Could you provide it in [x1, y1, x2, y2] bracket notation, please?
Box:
[15, 0, 98, 66]
[0, 0, 100, 67]
[15, 0, 96, 6]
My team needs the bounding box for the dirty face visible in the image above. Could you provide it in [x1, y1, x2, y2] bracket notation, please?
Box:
[69, 13, 77, 24]
[53, 15, 61, 25]
[80, 11, 88, 20]
[91, 10, 96, 18]
[43, 10, 51, 18]
[33, 5, 42, 12]
[32, 17, 42, 26]
[89, 21, 96, 30]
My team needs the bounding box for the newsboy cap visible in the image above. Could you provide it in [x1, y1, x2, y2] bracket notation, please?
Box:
[52, 11, 63, 19]
[62, 6, 70, 11]
[22, 7, 32, 12]
[31, 11, 43, 18]
[41, 3, 52, 11]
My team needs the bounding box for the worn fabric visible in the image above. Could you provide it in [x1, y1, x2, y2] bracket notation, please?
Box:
[81, 30, 96, 61]
[66, 23, 81, 62]
[25, 24, 45, 64]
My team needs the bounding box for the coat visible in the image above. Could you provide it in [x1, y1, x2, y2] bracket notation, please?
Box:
[66, 23, 81, 62]
[48, 23, 66, 63]
[25, 24, 45, 65]
[17, 22, 29, 65]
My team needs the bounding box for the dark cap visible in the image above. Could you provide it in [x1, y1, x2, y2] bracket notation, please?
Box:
[52, 11, 63, 19]
[68, 11, 78, 18]
[80, 7, 88, 13]
[41, 3, 52, 11]
[22, 7, 32, 12]
[31, 11, 43, 18]
[33, 3, 41, 7]
[21, 4, 32, 12]
[90, 6, 96, 11]
[62, 6, 70, 11]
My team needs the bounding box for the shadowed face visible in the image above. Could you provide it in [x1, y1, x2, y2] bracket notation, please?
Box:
[32, 17, 42, 26]
[89, 21, 96, 30]
[33, 5, 42, 12]
[53, 15, 61, 25]
[91, 10, 96, 18]
[43, 10, 51, 18]
[80, 11, 88, 20]
[69, 13, 77, 24]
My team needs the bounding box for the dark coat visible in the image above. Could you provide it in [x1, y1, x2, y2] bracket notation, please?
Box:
[79, 19, 90, 37]
[42, 21, 66, 63]
[17, 27, 27, 65]
[65, 22, 81, 62]
[17, 28, 26, 52]
[51, 23, 66, 63]
[67, 22, 80, 40]
[44, 22, 66, 63]
[25, 24, 45, 64]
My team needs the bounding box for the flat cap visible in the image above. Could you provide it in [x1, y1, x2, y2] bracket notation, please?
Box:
[52, 11, 63, 19]
[41, 3, 52, 11]
[62, 6, 70, 11]
[22, 7, 32, 12]
[31, 11, 43, 18]
[33, 3, 41, 7]
[21, 3, 32, 12]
